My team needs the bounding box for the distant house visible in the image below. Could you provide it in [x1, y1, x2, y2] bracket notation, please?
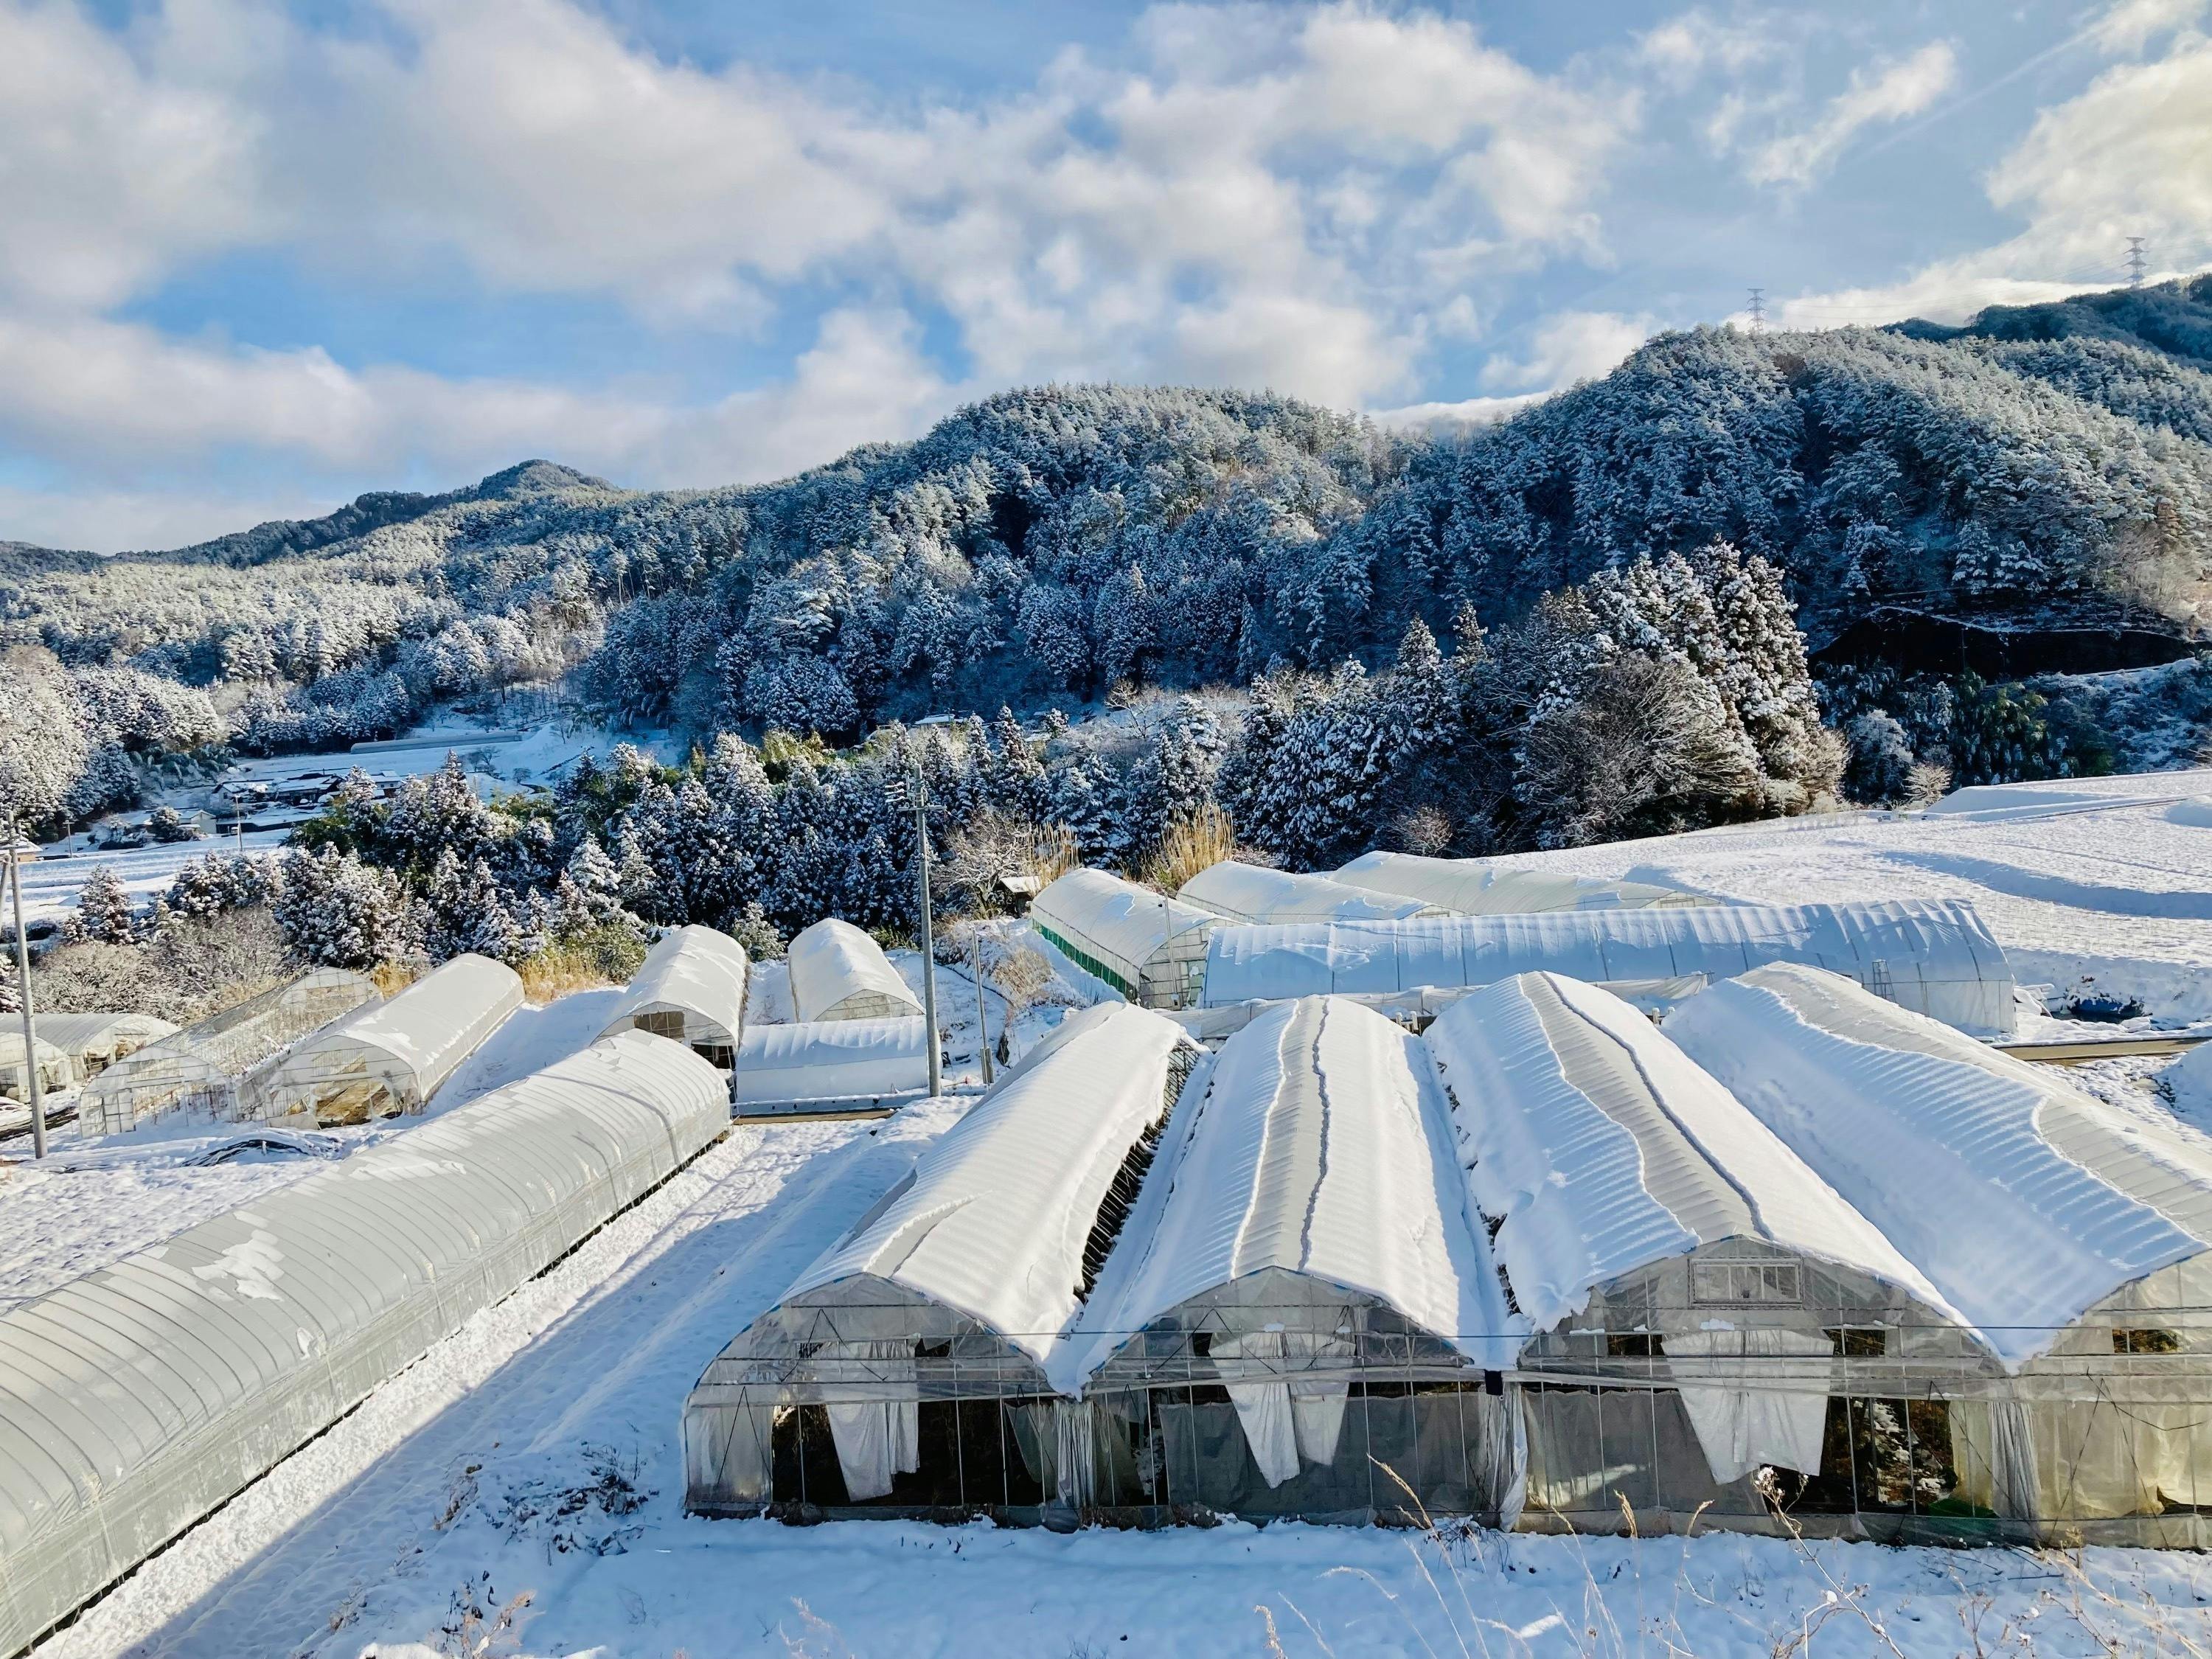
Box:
[4, 837, 40, 866]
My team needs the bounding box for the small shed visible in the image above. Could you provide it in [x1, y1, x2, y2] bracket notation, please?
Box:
[29, 1012, 180, 1080]
[600, 925, 749, 1067]
[246, 953, 524, 1125]
[1334, 852, 1704, 915]
[730, 1018, 931, 1116]
[787, 919, 923, 1023]
[1178, 860, 1434, 925]
[1029, 868, 1222, 1009]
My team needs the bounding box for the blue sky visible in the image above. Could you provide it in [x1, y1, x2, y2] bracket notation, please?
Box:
[2, 0, 2208, 551]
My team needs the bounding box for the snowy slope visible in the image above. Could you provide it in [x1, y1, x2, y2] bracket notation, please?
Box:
[1481, 768, 2212, 1021]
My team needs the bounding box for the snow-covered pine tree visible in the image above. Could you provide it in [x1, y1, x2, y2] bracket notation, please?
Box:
[72, 865, 137, 944]
[274, 845, 418, 970]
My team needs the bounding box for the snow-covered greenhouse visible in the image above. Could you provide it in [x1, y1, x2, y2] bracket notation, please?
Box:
[246, 953, 522, 1125]
[78, 967, 380, 1135]
[1029, 867, 1222, 1009]
[730, 1017, 931, 1115]
[685, 1003, 1199, 1517]
[599, 924, 749, 1067]
[1201, 898, 2018, 1037]
[24, 1012, 178, 1080]
[0, 1033, 72, 1103]
[1671, 964, 2212, 1544]
[787, 918, 923, 1023]
[1055, 995, 1522, 1525]
[1333, 852, 1702, 915]
[1428, 972, 2008, 1538]
[0, 1031, 730, 1657]
[1178, 859, 1433, 924]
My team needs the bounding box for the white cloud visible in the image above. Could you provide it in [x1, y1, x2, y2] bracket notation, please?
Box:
[1747, 41, 1959, 186]
[0, 482, 338, 556]
[1768, 21, 2212, 329]
[1481, 310, 1656, 392]
[2089, 0, 2208, 55]
[1368, 392, 1550, 434]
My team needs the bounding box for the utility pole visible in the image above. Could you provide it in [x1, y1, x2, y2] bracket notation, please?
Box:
[1746, 288, 1767, 333]
[2126, 236, 2147, 288]
[6, 816, 47, 1159]
[970, 931, 994, 1086]
[911, 763, 942, 1098]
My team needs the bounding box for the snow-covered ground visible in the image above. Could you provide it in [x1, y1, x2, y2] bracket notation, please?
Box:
[13, 831, 292, 931]
[1488, 768, 2212, 1023]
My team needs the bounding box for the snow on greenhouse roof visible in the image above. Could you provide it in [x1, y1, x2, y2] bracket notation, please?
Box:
[1334, 852, 1701, 916]
[730, 1017, 930, 1107]
[782, 1004, 1192, 1363]
[1030, 868, 1223, 995]
[261, 953, 522, 1114]
[600, 925, 749, 1045]
[1666, 963, 2212, 1366]
[786, 919, 922, 1023]
[25, 1012, 178, 1062]
[0, 1030, 728, 1656]
[1426, 973, 1957, 1334]
[1178, 860, 1432, 925]
[1065, 996, 1519, 1385]
[1200, 898, 2017, 1037]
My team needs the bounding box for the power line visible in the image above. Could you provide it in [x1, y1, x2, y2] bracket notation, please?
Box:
[2126, 235, 2147, 288]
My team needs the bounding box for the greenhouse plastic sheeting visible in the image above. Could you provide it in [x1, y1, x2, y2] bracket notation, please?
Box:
[21, 1013, 178, 1077]
[1030, 868, 1222, 1007]
[1201, 898, 2017, 1037]
[1178, 860, 1431, 925]
[600, 925, 750, 1055]
[1667, 964, 2212, 1366]
[731, 1017, 930, 1108]
[787, 919, 922, 1023]
[247, 953, 524, 1124]
[0, 1029, 728, 1657]
[1333, 852, 1703, 915]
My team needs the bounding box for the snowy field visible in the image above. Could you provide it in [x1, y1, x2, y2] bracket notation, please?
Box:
[1486, 768, 2212, 1024]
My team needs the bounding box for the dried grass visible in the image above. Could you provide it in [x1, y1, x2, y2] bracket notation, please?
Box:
[1139, 802, 1237, 891]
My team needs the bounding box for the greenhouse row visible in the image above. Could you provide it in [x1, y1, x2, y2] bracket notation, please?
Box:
[0, 1031, 732, 1656]
[684, 966, 2212, 1544]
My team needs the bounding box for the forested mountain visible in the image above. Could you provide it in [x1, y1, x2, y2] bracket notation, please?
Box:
[3, 279, 2209, 846]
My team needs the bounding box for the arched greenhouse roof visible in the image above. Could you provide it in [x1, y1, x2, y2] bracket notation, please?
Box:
[1667, 963, 2212, 1368]
[787, 919, 922, 1023]
[600, 925, 750, 1048]
[1030, 868, 1222, 1003]
[1334, 852, 1703, 916]
[1179, 860, 1433, 925]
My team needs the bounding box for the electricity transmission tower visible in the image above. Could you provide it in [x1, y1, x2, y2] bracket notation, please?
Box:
[1746, 288, 1766, 332]
[2126, 237, 2147, 288]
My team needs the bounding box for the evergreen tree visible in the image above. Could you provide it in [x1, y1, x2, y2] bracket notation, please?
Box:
[274, 845, 417, 970]
[72, 865, 137, 944]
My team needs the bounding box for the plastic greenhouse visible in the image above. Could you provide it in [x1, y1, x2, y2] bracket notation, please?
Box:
[0, 1033, 72, 1103]
[599, 925, 750, 1067]
[1178, 860, 1434, 925]
[1200, 898, 2018, 1037]
[685, 1004, 1197, 1517]
[1030, 868, 1223, 1009]
[246, 953, 523, 1125]
[1334, 852, 1705, 915]
[78, 968, 380, 1136]
[787, 919, 923, 1023]
[1057, 996, 1522, 1525]
[731, 1017, 931, 1116]
[0, 1030, 730, 1656]
[1671, 964, 2212, 1544]
[21, 1012, 178, 1080]
[1429, 972, 2006, 1539]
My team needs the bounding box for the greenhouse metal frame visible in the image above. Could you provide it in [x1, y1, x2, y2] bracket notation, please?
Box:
[0, 1030, 731, 1657]
[21, 1012, 178, 1082]
[77, 968, 380, 1136]
[599, 924, 750, 1067]
[1029, 868, 1222, 1010]
[244, 952, 523, 1125]
[786, 918, 924, 1023]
